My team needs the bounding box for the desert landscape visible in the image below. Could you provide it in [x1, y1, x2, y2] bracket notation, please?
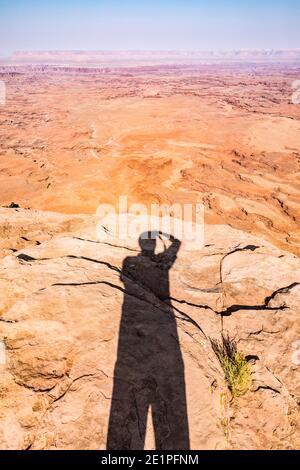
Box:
[0, 51, 299, 450]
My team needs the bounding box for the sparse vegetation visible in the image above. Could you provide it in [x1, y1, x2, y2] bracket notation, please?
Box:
[211, 334, 252, 398]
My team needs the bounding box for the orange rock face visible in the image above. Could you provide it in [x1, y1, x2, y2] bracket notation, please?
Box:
[0, 62, 299, 254]
[0, 57, 300, 450]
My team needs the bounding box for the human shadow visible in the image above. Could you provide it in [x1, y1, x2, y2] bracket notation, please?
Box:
[107, 231, 190, 450]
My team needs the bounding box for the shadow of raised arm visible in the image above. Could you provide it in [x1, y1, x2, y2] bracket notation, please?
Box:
[156, 232, 181, 266]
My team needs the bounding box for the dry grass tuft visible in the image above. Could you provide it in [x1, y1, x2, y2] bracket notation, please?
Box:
[211, 334, 252, 398]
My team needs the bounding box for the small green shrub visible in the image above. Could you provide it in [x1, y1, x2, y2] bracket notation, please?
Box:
[211, 334, 252, 398]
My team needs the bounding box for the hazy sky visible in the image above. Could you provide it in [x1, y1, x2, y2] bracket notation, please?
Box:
[0, 0, 299, 56]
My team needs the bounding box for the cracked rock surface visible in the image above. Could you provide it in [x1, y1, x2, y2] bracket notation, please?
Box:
[0, 207, 299, 449]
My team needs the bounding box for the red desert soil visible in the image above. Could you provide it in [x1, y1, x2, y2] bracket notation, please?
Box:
[0, 62, 299, 254]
